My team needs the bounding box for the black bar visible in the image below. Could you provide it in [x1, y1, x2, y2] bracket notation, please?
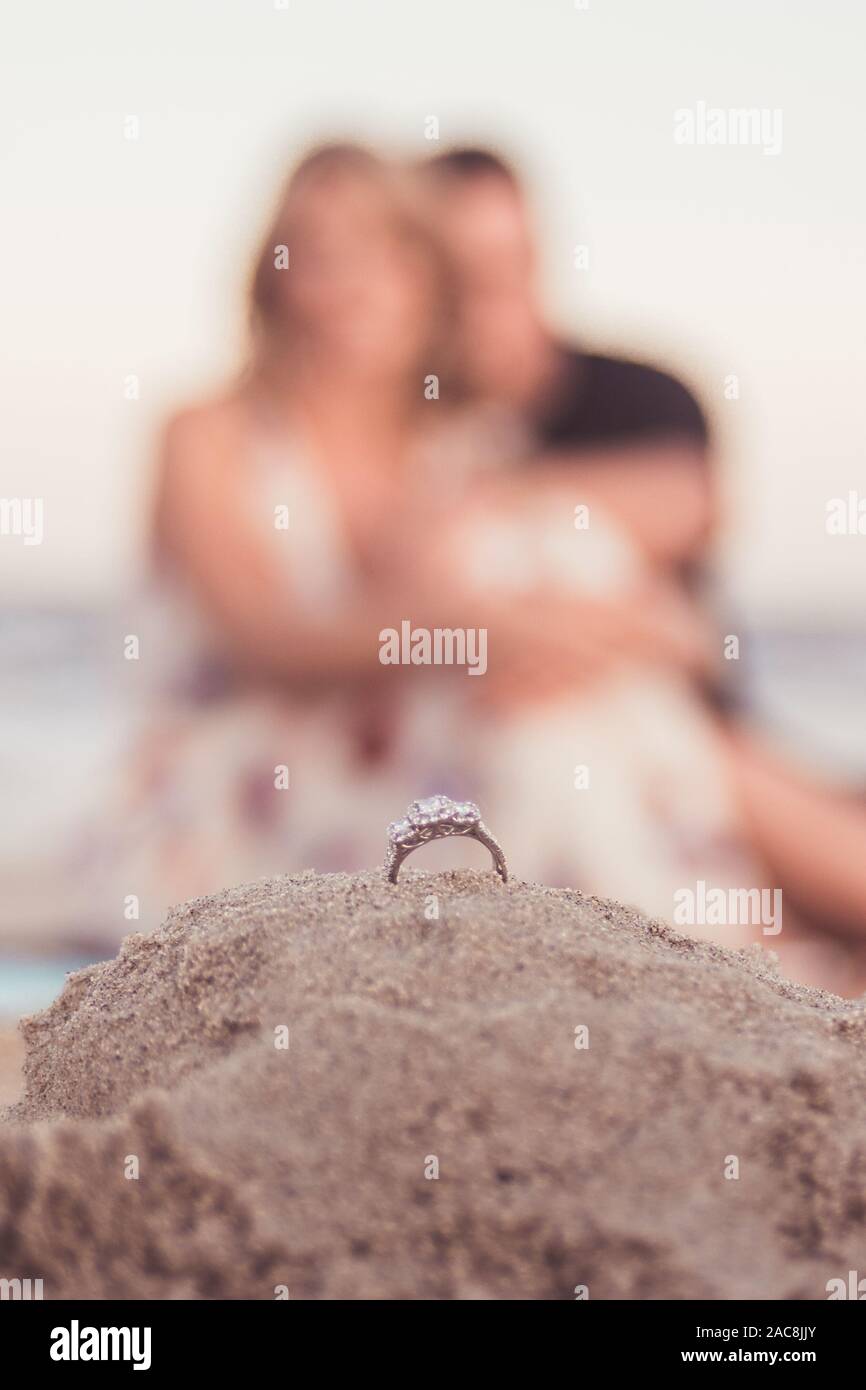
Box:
[3, 1298, 861, 1374]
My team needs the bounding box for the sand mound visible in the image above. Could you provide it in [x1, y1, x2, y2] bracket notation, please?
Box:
[2, 869, 866, 1299]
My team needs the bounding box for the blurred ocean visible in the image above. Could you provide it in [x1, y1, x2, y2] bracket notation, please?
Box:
[0, 606, 151, 957]
[733, 624, 866, 781]
[3, 603, 864, 785]
[0, 603, 864, 989]
[0, 953, 98, 1019]
[0, 607, 142, 865]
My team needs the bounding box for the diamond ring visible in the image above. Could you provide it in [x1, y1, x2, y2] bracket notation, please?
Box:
[385, 795, 508, 884]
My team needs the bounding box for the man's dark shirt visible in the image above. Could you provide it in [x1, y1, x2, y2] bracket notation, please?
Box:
[533, 348, 709, 453]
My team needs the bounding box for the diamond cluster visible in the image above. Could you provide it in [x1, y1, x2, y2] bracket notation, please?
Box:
[388, 795, 481, 845]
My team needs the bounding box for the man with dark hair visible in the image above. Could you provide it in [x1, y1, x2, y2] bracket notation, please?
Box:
[424, 147, 713, 575]
[420, 149, 866, 978]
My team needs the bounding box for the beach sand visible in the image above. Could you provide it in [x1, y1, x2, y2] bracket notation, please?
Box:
[0, 1029, 24, 1109]
[2, 868, 866, 1299]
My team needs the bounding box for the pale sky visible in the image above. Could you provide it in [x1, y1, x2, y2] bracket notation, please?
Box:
[1, 0, 864, 619]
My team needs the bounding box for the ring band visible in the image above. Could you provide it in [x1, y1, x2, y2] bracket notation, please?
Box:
[385, 795, 508, 884]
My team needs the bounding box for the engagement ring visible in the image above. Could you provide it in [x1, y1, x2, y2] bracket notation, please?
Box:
[385, 795, 508, 884]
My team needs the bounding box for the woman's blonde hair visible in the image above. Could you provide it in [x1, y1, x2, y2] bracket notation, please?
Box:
[246, 142, 456, 397]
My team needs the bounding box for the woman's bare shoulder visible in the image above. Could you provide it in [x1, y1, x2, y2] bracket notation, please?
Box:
[162, 390, 249, 457]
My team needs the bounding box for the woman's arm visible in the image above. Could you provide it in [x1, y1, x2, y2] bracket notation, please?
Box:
[153, 402, 427, 686]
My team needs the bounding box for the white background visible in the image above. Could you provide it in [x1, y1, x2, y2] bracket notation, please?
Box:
[1, 0, 864, 619]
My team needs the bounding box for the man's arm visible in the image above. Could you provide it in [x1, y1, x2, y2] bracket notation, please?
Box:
[537, 438, 716, 569]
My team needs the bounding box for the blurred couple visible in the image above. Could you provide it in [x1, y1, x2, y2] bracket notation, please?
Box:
[106, 142, 866, 989]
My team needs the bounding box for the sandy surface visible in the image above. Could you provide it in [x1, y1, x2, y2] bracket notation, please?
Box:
[0, 1028, 24, 1109]
[2, 868, 866, 1299]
